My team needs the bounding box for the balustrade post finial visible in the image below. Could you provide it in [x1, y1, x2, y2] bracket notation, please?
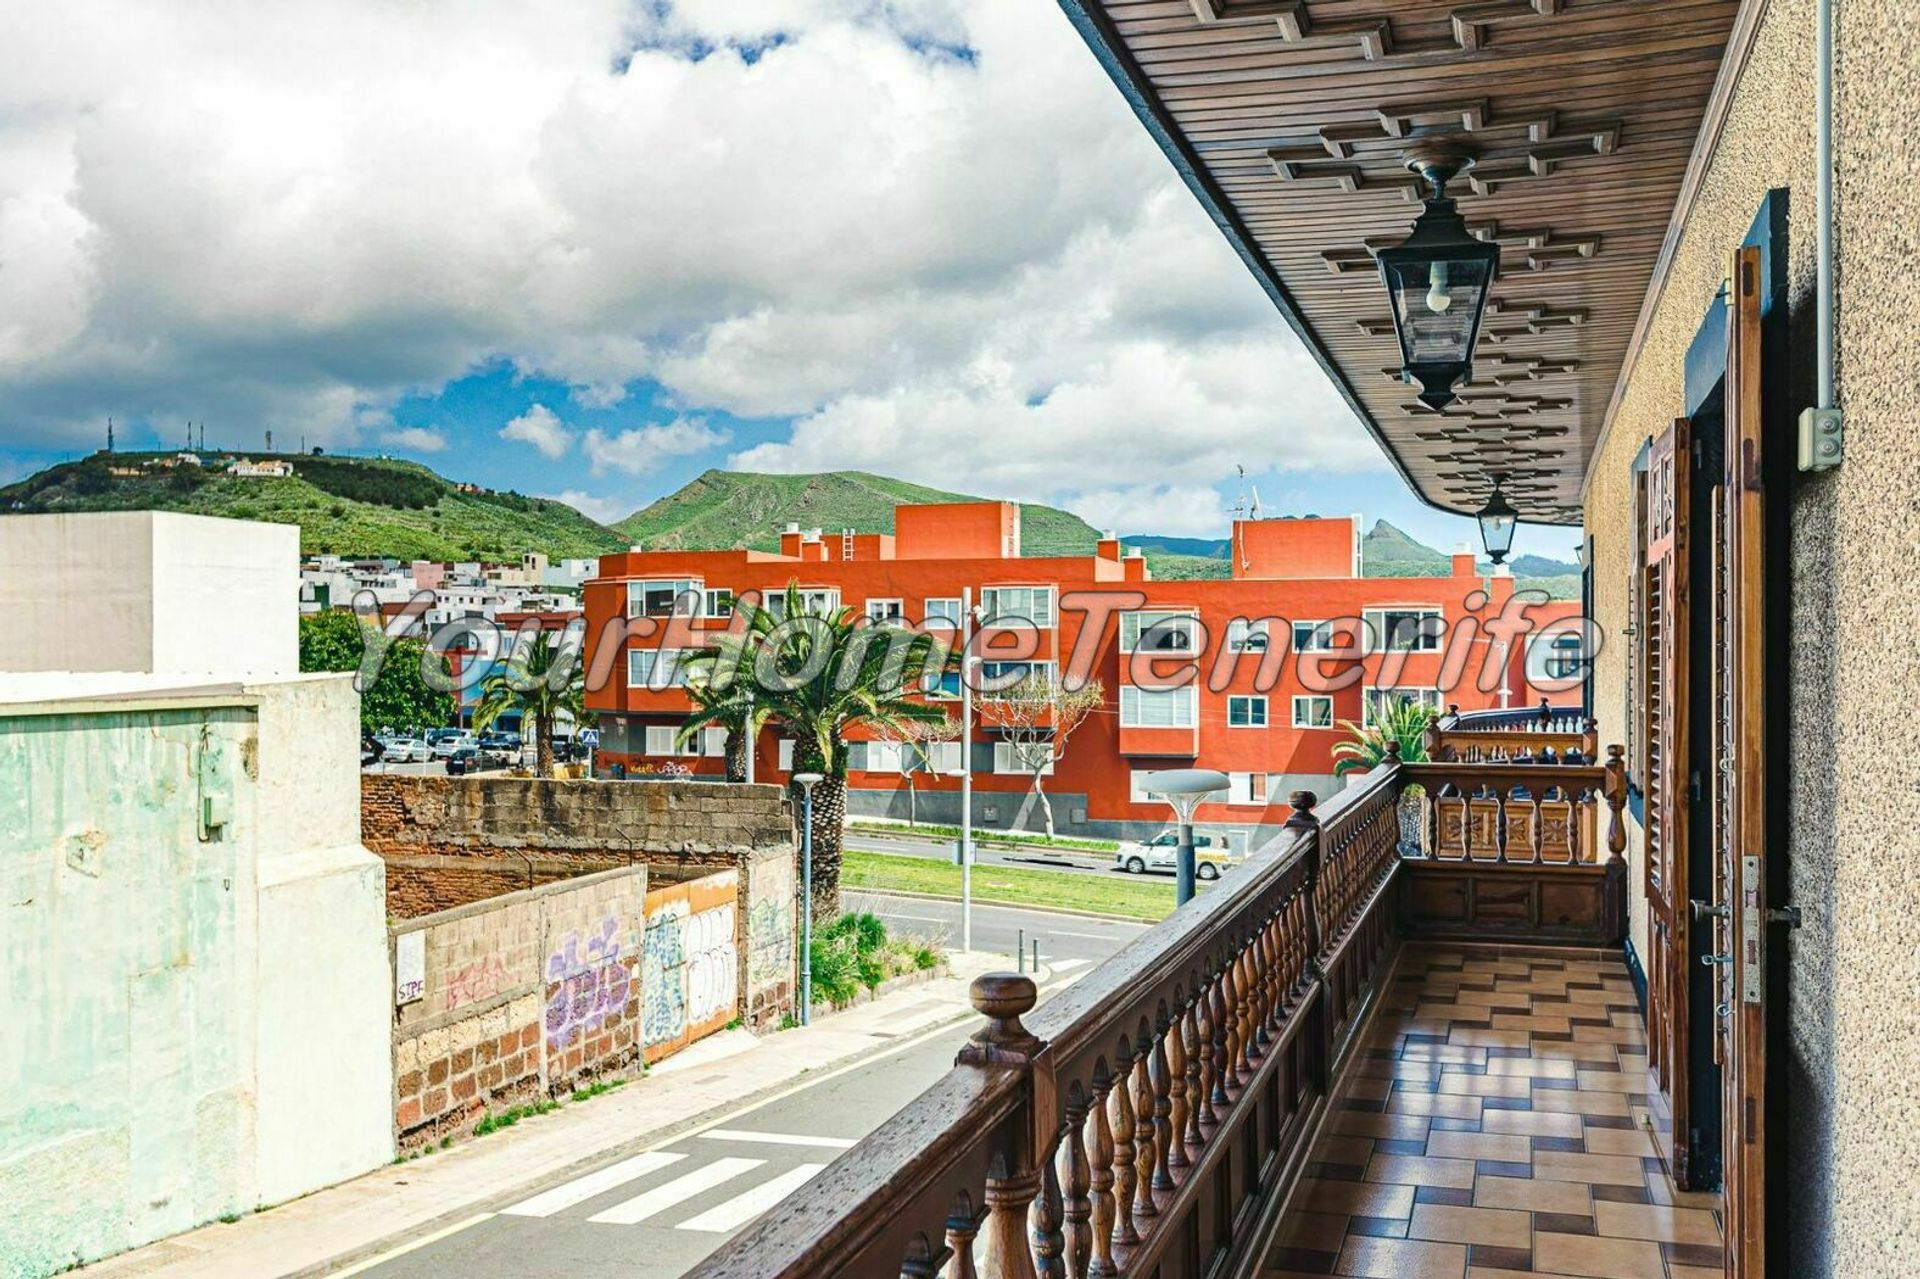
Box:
[1284, 791, 1319, 832]
[1385, 739, 1403, 766]
[1603, 744, 1628, 865]
[959, 974, 1042, 1067]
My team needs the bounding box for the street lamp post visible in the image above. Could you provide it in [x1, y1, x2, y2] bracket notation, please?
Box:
[956, 588, 977, 953]
[1140, 768, 1230, 906]
[792, 771, 823, 1025]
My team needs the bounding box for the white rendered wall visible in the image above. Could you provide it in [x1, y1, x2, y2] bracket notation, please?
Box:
[0, 512, 297, 676]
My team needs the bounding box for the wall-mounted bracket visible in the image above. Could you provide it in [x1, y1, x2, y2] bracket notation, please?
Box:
[1798, 406, 1844, 471]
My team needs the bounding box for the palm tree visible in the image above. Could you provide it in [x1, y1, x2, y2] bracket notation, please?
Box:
[1330, 696, 1435, 774]
[681, 585, 952, 918]
[675, 669, 775, 783]
[472, 627, 585, 775]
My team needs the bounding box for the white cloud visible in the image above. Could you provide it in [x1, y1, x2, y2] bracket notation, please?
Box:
[499, 403, 574, 459]
[380, 425, 448, 453]
[583, 418, 729, 476]
[543, 488, 632, 525]
[1069, 486, 1230, 541]
[0, 0, 1388, 523]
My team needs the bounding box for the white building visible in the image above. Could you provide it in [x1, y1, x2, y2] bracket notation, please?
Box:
[0, 513, 393, 1279]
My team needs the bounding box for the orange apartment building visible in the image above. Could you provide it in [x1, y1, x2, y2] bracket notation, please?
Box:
[581, 501, 1580, 846]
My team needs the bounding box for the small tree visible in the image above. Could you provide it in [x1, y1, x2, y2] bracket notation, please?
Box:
[677, 672, 776, 783]
[1330, 697, 1435, 775]
[298, 609, 451, 734]
[986, 674, 1105, 840]
[873, 712, 962, 828]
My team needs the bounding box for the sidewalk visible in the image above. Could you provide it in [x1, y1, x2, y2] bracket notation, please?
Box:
[77, 950, 1023, 1279]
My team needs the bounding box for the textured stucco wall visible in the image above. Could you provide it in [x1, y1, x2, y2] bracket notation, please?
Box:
[0, 675, 391, 1279]
[1582, 0, 1920, 1270]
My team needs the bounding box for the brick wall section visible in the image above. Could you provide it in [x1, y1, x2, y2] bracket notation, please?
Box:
[390, 865, 646, 1150]
[384, 854, 626, 918]
[361, 775, 794, 858]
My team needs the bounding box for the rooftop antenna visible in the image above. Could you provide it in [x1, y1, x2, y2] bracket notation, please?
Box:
[1249, 483, 1262, 519]
[106, 418, 114, 453]
[1232, 464, 1252, 572]
[266, 429, 273, 454]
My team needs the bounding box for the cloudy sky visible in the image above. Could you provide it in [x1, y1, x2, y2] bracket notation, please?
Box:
[0, 0, 1551, 551]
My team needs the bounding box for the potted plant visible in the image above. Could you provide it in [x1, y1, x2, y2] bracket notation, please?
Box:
[1331, 699, 1437, 855]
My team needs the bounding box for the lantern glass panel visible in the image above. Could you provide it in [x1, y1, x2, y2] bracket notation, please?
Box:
[1382, 253, 1494, 366]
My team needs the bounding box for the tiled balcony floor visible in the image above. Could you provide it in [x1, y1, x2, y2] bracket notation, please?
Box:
[1266, 945, 1723, 1279]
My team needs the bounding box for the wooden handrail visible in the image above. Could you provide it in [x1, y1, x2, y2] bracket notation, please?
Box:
[688, 765, 1407, 1279]
[1402, 746, 1626, 865]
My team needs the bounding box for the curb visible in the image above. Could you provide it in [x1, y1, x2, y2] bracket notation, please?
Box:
[843, 885, 1160, 925]
[283, 996, 983, 1279]
[848, 827, 1117, 859]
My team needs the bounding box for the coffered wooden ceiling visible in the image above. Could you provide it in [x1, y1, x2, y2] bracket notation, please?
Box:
[1058, 0, 1742, 524]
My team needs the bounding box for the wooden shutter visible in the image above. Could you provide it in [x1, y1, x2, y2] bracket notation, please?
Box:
[1643, 416, 1692, 1183]
[1717, 244, 1769, 1279]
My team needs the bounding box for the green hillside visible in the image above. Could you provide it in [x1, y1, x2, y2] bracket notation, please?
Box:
[615, 469, 1226, 577]
[0, 452, 626, 561]
[1361, 518, 1452, 576]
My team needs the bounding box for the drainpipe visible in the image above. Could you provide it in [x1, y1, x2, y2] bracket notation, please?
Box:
[1801, 0, 1844, 470]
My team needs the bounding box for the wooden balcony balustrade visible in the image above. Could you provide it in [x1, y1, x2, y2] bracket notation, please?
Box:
[687, 751, 1627, 1279]
[1426, 700, 1598, 764]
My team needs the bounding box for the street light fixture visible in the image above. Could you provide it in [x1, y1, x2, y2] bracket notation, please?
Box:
[792, 771, 824, 1025]
[1376, 146, 1501, 412]
[1476, 474, 1519, 566]
[1140, 768, 1230, 906]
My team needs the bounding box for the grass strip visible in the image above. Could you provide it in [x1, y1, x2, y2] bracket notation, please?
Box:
[843, 850, 1172, 922]
[848, 821, 1118, 853]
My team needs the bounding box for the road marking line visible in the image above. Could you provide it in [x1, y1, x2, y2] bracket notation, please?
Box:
[1048, 958, 1092, 973]
[588, 1157, 765, 1225]
[328, 1213, 495, 1276]
[500, 1151, 686, 1217]
[699, 1129, 857, 1149]
[676, 1163, 828, 1233]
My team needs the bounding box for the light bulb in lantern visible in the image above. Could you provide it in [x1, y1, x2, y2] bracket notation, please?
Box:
[1425, 261, 1452, 314]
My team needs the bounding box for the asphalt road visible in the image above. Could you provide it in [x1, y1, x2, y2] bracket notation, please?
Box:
[341, 899, 1144, 1279]
[847, 889, 1149, 967]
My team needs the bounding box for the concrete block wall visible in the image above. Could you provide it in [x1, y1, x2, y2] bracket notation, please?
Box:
[390, 865, 646, 1150]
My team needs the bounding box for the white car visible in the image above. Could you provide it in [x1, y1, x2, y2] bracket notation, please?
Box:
[430, 732, 475, 760]
[1113, 831, 1230, 880]
[382, 738, 433, 763]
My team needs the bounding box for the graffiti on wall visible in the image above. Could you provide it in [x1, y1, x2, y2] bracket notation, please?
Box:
[446, 954, 509, 1011]
[746, 857, 796, 992]
[641, 898, 688, 1049]
[642, 871, 741, 1061]
[544, 914, 633, 1049]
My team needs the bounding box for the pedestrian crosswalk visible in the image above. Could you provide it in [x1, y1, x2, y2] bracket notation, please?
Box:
[498, 1131, 842, 1236]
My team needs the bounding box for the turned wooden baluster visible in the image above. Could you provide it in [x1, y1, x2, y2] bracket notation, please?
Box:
[1059, 1090, 1092, 1279]
[945, 1194, 981, 1279]
[1216, 964, 1241, 1090]
[900, 1233, 943, 1279]
[1149, 1016, 1175, 1191]
[1193, 988, 1218, 1131]
[1085, 1068, 1117, 1278]
[1256, 917, 1279, 1046]
[1604, 744, 1628, 865]
[1108, 1047, 1140, 1251]
[1235, 944, 1257, 1076]
[959, 975, 1043, 1279]
[1031, 1138, 1065, 1279]
[1209, 976, 1234, 1107]
[1130, 1048, 1158, 1221]
[1166, 1008, 1192, 1172]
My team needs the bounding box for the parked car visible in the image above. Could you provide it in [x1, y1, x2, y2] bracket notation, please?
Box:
[1113, 831, 1230, 880]
[360, 733, 382, 767]
[382, 738, 432, 764]
[445, 746, 484, 776]
[431, 731, 475, 760]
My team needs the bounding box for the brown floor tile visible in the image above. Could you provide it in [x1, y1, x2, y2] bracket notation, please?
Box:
[1415, 1186, 1476, 1208]
[1579, 1126, 1656, 1158]
[1300, 1178, 1418, 1218]
[1532, 1232, 1665, 1279]
[1425, 1131, 1532, 1162]
[1439, 1074, 1533, 1099]
[1464, 1244, 1534, 1271]
[1483, 1057, 1577, 1080]
[1407, 1203, 1530, 1248]
[1279, 1210, 1353, 1250]
[1387, 1093, 1486, 1119]
[1350, 1215, 1412, 1239]
[1334, 1112, 1434, 1141]
[1335, 1235, 1471, 1278]
[1592, 1201, 1721, 1246]
[1480, 1110, 1583, 1139]
[1531, 1151, 1650, 1187]
[1530, 1091, 1631, 1117]
[1365, 1154, 1479, 1190]
[1473, 1175, 1591, 1215]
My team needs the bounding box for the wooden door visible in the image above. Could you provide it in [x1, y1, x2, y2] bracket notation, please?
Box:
[1642, 416, 1691, 1181]
[1715, 245, 1769, 1279]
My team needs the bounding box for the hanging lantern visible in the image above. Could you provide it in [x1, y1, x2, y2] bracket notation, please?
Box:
[1477, 474, 1519, 565]
[1376, 149, 1501, 411]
